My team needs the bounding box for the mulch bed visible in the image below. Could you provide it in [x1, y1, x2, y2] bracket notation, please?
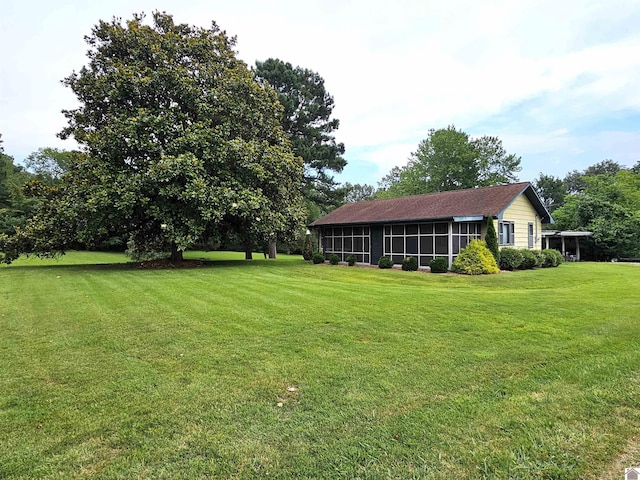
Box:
[135, 259, 207, 269]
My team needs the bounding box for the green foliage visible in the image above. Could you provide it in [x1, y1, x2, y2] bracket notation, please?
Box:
[6, 13, 305, 264]
[541, 249, 562, 267]
[531, 250, 545, 267]
[499, 247, 523, 271]
[312, 252, 325, 264]
[25, 148, 75, 186]
[451, 240, 499, 275]
[401, 256, 418, 271]
[554, 161, 640, 259]
[552, 249, 564, 265]
[378, 255, 393, 269]
[0, 145, 38, 236]
[254, 58, 346, 213]
[519, 249, 538, 269]
[485, 216, 500, 264]
[329, 253, 340, 265]
[377, 126, 521, 197]
[302, 234, 313, 260]
[342, 182, 376, 203]
[429, 257, 449, 273]
[534, 173, 567, 212]
[346, 254, 356, 266]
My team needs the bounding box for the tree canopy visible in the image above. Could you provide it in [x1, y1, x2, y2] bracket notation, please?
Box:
[533, 173, 567, 213]
[25, 148, 75, 186]
[342, 183, 376, 203]
[0, 12, 305, 263]
[254, 58, 346, 215]
[552, 165, 640, 259]
[0, 136, 37, 237]
[377, 126, 521, 198]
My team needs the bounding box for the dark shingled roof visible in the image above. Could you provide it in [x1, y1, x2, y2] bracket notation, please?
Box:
[310, 182, 552, 226]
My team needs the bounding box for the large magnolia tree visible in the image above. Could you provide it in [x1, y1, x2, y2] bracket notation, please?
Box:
[1, 12, 305, 263]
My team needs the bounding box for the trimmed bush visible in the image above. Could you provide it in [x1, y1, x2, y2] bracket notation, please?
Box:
[552, 249, 564, 266]
[312, 252, 325, 264]
[346, 254, 357, 266]
[378, 256, 394, 269]
[430, 257, 449, 273]
[451, 240, 499, 275]
[519, 249, 538, 269]
[499, 247, 523, 271]
[401, 257, 418, 271]
[541, 249, 560, 267]
[531, 250, 545, 267]
[543, 249, 563, 267]
[329, 254, 340, 265]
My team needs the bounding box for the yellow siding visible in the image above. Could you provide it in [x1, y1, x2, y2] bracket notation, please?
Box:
[503, 194, 542, 250]
[481, 193, 543, 250]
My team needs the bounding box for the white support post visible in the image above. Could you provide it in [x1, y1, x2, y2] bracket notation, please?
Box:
[561, 237, 566, 258]
[576, 239, 581, 261]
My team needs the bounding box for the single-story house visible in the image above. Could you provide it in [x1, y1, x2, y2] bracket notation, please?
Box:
[309, 182, 553, 267]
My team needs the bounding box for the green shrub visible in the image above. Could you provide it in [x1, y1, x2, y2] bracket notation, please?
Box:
[430, 257, 449, 273]
[499, 247, 523, 271]
[401, 257, 418, 271]
[552, 249, 564, 266]
[519, 249, 538, 269]
[542, 249, 563, 267]
[451, 240, 499, 275]
[485, 216, 500, 265]
[378, 256, 393, 269]
[531, 250, 545, 267]
[302, 234, 313, 260]
[541, 249, 560, 267]
[346, 254, 357, 266]
[329, 254, 340, 265]
[312, 252, 325, 264]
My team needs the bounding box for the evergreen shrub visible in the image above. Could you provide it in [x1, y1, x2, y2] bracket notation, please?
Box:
[531, 250, 545, 267]
[302, 234, 313, 260]
[312, 252, 325, 264]
[378, 256, 393, 269]
[346, 254, 357, 266]
[429, 257, 449, 273]
[518, 248, 538, 270]
[451, 240, 499, 275]
[541, 249, 561, 267]
[485, 216, 500, 265]
[401, 257, 418, 271]
[499, 247, 523, 271]
[329, 254, 340, 265]
[519, 249, 537, 269]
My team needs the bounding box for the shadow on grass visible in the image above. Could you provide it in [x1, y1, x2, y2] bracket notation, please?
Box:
[1, 255, 308, 273]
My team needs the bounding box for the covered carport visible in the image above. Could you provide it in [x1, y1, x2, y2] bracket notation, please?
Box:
[541, 231, 593, 261]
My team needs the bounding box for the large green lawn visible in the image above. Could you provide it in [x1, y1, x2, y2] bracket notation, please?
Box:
[1, 252, 639, 479]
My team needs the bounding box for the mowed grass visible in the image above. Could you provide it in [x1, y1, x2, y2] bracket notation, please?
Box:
[1, 253, 639, 479]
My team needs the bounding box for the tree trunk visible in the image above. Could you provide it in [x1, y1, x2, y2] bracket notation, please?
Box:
[245, 248, 253, 260]
[268, 239, 277, 259]
[170, 243, 183, 263]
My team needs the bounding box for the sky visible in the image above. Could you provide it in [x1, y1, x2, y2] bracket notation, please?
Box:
[1, 0, 639, 187]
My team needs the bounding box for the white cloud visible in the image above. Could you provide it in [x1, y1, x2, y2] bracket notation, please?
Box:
[1, 0, 638, 186]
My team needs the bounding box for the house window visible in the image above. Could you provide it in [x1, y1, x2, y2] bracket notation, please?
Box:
[528, 223, 534, 248]
[324, 226, 370, 263]
[383, 222, 480, 267]
[452, 222, 482, 257]
[499, 221, 515, 246]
